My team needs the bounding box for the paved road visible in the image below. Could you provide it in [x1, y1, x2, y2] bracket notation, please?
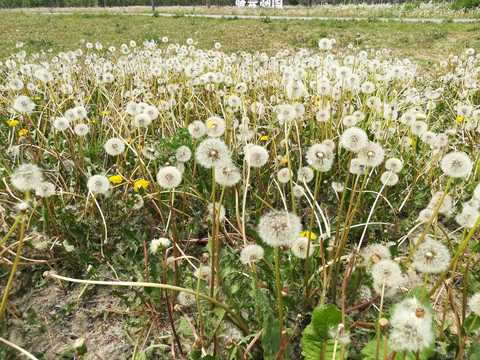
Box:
[34, 11, 480, 23]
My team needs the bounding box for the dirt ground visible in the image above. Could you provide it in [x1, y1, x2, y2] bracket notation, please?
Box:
[7, 281, 132, 359]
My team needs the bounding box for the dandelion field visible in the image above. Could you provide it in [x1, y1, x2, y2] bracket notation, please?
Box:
[1, 17, 480, 360]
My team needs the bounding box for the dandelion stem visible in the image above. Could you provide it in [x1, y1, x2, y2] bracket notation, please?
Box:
[0, 192, 29, 323]
[304, 170, 321, 298]
[274, 246, 285, 356]
[47, 272, 250, 334]
[0, 214, 22, 249]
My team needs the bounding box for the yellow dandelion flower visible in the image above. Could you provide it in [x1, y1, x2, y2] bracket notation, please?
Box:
[124, 139, 132, 143]
[281, 158, 289, 164]
[8, 120, 20, 127]
[18, 129, 28, 136]
[109, 175, 123, 184]
[101, 111, 109, 115]
[455, 116, 467, 123]
[35, 97, 41, 100]
[260, 135, 269, 141]
[89, 120, 96, 124]
[134, 180, 150, 191]
[410, 138, 414, 146]
[300, 231, 317, 240]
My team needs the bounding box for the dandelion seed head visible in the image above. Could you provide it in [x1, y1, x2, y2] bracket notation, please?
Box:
[53, 117, 70, 131]
[293, 185, 305, 197]
[385, 158, 403, 173]
[240, 244, 264, 265]
[358, 142, 385, 168]
[410, 121, 428, 136]
[205, 116, 226, 138]
[134, 113, 152, 128]
[306, 144, 334, 172]
[297, 166, 314, 183]
[11, 163, 44, 192]
[258, 211, 302, 248]
[340, 127, 368, 153]
[13, 95, 35, 113]
[361, 244, 391, 265]
[176, 146, 192, 163]
[87, 175, 110, 195]
[216, 162, 241, 187]
[455, 205, 480, 228]
[207, 202, 226, 223]
[34, 181, 55, 197]
[350, 158, 367, 175]
[150, 237, 171, 254]
[188, 120, 206, 139]
[440, 151, 472, 178]
[196, 138, 230, 169]
[380, 171, 399, 186]
[277, 168, 292, 184]
[244, 144, 269, 168]
[411, 237, 450, 274]
[74, 123, 89, 136]
[389, 304, 433, 352]
[371, 259, 402, 297]
[291, 237, 314, 259]
[104, 138, 126, 156]
[157, 166, 182, 189]
[194, 266, 212, 283]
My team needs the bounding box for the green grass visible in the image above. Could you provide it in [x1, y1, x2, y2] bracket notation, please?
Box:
[0, 12, 478, 69]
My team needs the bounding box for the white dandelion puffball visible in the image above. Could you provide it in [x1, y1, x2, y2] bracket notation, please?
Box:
[244, 144, 269, 168]
[150, 237, 172, 254]
[157, 166, 182, 189]
[361, 244, 391, 264]
[188, 120, 206, 139]
[298, 166, 314, 183]
[74, 123, 89, 136]
[176, 146, 192, 163]
[277, 168, 292, 184]
[196, 138, 230, 169]
[389, 304, 433, 352]
[11, 163, 44, 191]
[440, 151, 472, 178]
[104, 138, 126, 156]
[87, 175, 111, 195]
[291, 237, 314, 259]
[53, 117, 70, 131]
[340, 127, 369, 153]
[35, 181, 55, 197]
[258, 211, 302, 248]
[380, 172, 399, 186]
[134, 113, 152, 128]
[411, 237, 450, 274]
[216, 162, 241, 187]
[240, 244, 264, 265]
[385, 158, 403, 173]
[13, 95, 35, 113]
[205, 116, 226, 138]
